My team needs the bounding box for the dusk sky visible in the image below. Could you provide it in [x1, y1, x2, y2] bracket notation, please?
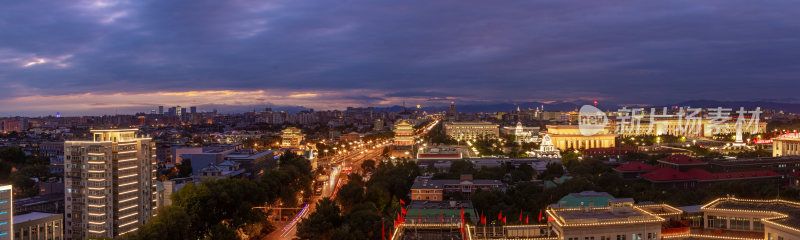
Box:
[2, 0, 800, 116]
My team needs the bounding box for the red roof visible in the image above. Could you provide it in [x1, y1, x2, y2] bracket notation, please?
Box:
[685, 168, 781, 181]
[658, 154, 705, 165]
[641, 167, 694, 182]
[615, 162, 658, 172]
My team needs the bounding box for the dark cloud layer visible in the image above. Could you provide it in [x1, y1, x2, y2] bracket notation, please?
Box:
[2, 0, 800, 114]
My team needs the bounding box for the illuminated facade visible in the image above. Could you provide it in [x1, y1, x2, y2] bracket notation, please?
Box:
[615, 118, 767, 138]
[501, 121, 540, 143]
[0, 185, 12, 239]
[443, 122, 499, 141]
[773, 136, 800, 157]
[64, 129, 157, 239]
[280, 127, 305, 149]
[697, 197, 800, 240]
[393, 120, 415, 146]
[546, 125, 616, 151]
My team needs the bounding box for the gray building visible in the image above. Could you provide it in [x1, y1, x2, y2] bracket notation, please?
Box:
[12, 212, 62, 240]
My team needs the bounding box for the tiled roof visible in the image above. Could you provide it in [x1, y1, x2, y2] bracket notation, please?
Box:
[685, 168, 780, 181]
[615, 162, 658, 172]
[658, 154, 705, 165]
[640, 167, 694, 182]
[642, 167, 781, 182]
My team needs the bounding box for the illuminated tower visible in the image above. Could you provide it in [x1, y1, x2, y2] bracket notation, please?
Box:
[393, 120, 415, 146]
[64, 129, 157, 239]
[447, 101, 457, 121]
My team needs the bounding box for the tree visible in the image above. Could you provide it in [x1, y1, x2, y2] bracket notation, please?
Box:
[539, 163, 565, 181]
[297, 198, 342, 240]
[172, 178, 268, 238]
[177, 159, 193, 178]
[0, 147, 26, 164]
[337, 181, 365, 212]
[124, 206, 192, 240]
[260, 152, 313, 207]
[361, 160, 376, 173]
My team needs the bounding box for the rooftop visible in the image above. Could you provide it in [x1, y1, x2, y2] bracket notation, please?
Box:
[641, 167, 781, 182]
[614, 162, 658, 172]
[640, 167, 694, 182]
[410, 176, 502, 190]
[658, 154, 706, 165]
[703, 197, 800, 232]
[684, 168, 780, 181]
[14, 212, 61, 224]
[548, 206, 664, 227]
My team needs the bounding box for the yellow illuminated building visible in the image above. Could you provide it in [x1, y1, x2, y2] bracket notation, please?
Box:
[280, 127, 305, 149]
[393, 120, 415, 146]
[773, 136, 800, 157]
[443, 122, 499, 141]
[616, 119, 767, 138]
[546, 125, 616, 151]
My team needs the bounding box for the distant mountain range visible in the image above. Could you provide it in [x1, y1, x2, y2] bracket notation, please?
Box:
[375, 100, 800, 114]
[202, 100, 800, 115]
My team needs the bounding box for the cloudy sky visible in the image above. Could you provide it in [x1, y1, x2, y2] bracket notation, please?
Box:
[2, 0, 800, 116]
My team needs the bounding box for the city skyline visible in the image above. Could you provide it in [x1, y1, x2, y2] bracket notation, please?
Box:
[3, 1, 800, 116]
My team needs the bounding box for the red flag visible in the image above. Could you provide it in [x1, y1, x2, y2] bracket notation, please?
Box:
[539, 210, 542, 222]
[440, 212, 444, 223]
[519, 210, 522, 222]
[401, 207, 407, 215]
[503, 216, 507, 224]
[498, 211, 502, 221]
[480, 212, 484, 225]
[418, 212, 421, 222]
[382, 219, 385, 240]
[525, 215, 529, 224]
[460, 207, 465, 233]
[399, 199, 405, 205]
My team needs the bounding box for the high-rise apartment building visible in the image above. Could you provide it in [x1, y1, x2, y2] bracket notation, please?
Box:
[64, 129, 157, 239]
[0, 184, 12, 239]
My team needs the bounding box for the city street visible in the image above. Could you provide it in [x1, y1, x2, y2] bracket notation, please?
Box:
[265, 141, 386, 240]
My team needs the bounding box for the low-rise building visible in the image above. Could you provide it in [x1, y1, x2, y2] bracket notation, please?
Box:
[501, 121, 540, 143]
[545, 125, 616, 151]
[614, 162, 658, 179]
[657, 154, 708, 171]
[12, 212, 62, 240]
[546, 199, 664, 240]
[410, 175, 504, 201]
[697, 197, 800, 240]
[641, 167, 781, 189]
[773, 134, 800, 157]
[554, 191, 615, 208]
[443, 122, 499, 141]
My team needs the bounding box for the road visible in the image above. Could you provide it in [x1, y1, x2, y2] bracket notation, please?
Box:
[265, 141, 387, 240]
[264, 119, 440, 240]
